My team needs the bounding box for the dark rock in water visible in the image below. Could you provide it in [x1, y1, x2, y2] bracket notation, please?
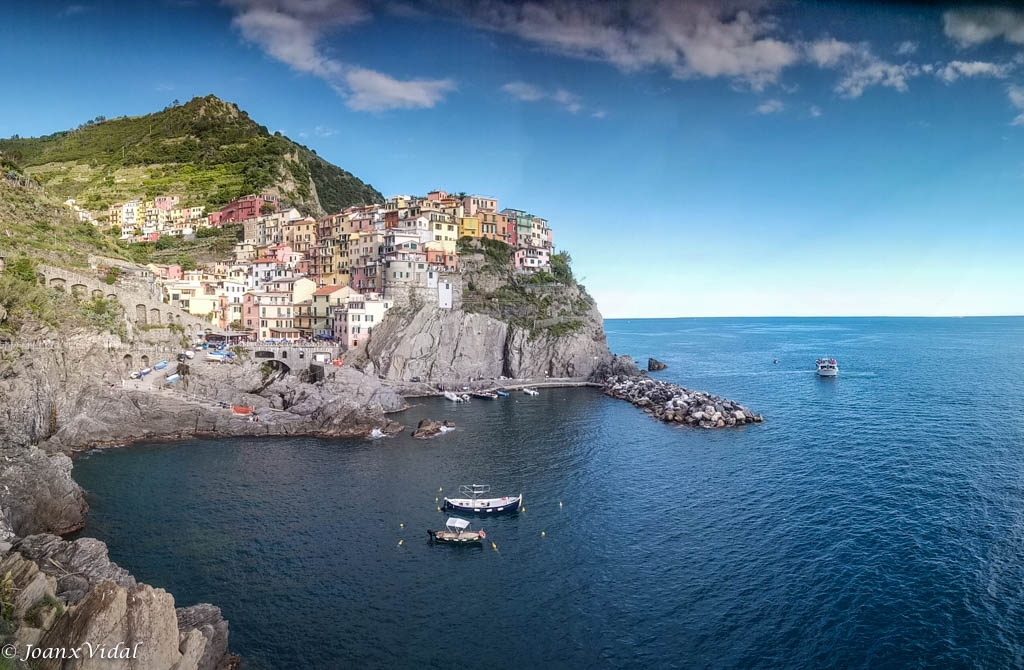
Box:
[589, 354, 641, 381]
[648, 358, 667, 371]
[599, 374, 761, 429]
[412, 419, 455, 439]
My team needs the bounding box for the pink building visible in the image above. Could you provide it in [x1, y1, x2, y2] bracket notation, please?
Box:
[218, 194, 277, 224]
[242, 292, 260, 332]
[426, 248, 458, 271]
[514, 247, 551, 273]
[166, 264, 183, 281]
[154, 196, 179, 211]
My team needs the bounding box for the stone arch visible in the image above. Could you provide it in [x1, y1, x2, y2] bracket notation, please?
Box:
[49, 277, 66, 290]
[149, 309, 161, 325]
[106, 293, 117, 302]
[135, 304, 147, 324]
[141, 355, 150, 368]
[264, 359, 290, 375]
[71, 283, 87, 298]
[92, 289, 105, 299]
[122, 354, 133, 371]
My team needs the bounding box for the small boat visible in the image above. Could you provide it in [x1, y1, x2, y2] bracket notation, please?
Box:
[522, 387, 539, 396]
[165, 374, 181, 384]
[184, 350, 195, 359]
[231, 405, 253, 415]
[154, 360, 168, 370]
[206, 353, 227, 363]
[816, 358, 838, 377]
[495, 389, 510, 398]
[140, 367, 152, 376]
[470, 391, 498, 400]
[444, 484, 522, 514]
[443, 391, 466, 403]
[129, 371, 140, 379]
[428, 517, 486, 544]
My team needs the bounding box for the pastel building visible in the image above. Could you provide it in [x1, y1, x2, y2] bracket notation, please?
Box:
[332, 293, 392, 349]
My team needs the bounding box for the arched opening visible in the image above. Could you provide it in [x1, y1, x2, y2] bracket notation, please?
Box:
[71, 283, 87, 297]
[49, 277, 66, 291]
[92, 289, 105, 299]
[149, 309, 161, 325]
[135, 304, 148, 324]
[264, 359, 290, 375]
[122, 354, 133, 371]
[141, 355, 150, 368]
[106, 294, 117, 302]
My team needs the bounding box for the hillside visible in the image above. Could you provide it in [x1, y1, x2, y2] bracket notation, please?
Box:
[0, 95, 383, 215]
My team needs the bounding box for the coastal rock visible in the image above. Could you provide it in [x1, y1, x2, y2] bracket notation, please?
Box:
[13, 534, 234, 670]
[0, 446, 87, 537]
[599, 374, 761, 429]
[412, 419, 455, 439]
[647, 358, 667, 371]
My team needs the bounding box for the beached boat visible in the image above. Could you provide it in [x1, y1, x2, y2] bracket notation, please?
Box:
[445, 485, 522, 514]
[231, 405, 253, 415]
[427, 517, 486, 544]
[444, 391, 468, 402]
[165, 374, 181, 384]
[184, 350, 195, 359]
[129, 371, 140, 379]
[140, 367, 152, 376]
[154, 360, 168, 370]
[495, 389, 510, 397]
[470, 391, 498, 400]
[522, 387, 539, 396]
[816, 358, 838, 377]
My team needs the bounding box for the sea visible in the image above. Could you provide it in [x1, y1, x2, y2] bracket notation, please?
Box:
[70, 317, 1024, 669]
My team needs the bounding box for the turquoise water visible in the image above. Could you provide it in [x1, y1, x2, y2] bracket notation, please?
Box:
[71, 317, 1024, 668]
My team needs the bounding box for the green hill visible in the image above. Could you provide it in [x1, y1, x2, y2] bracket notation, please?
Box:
[0, 95, 383, 215]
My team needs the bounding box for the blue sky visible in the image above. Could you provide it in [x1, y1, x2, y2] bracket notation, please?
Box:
[3, 1, 1024, 317]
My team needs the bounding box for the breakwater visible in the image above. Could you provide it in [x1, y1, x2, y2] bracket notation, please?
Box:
[602, 374, 763, 427]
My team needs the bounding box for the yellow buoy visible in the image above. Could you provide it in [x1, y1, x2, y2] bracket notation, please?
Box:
[491, 542, 497, 550]
[541, 531, 546, 537]
[437, 506, 441, 512]
[559, 501, 563, 508]
[399, 523, 404, 528]
[398, 539, 403, 546]
[435, 497, 439, 503]
[439, 487, 443, 492]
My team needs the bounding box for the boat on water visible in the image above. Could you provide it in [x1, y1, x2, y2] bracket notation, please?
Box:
[444, 391, 469, 402]
[427, 517, 486, 544]
[470, 390, 498, 400]
[154, 360, 168, 370]
[444, 484, 522, 514]
[522, 387, 539, 396]
[816, 358, 839, 377]
[495, 389, 510, 397]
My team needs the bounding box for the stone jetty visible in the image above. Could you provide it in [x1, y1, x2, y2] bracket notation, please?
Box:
[602, 374, 763, 428]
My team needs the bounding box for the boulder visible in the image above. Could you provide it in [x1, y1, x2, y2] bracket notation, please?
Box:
[412, 419, 454, 439]
[647, 358, 667, 371]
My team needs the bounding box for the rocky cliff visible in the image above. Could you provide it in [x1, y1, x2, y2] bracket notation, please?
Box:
[353, 241, 612, 383]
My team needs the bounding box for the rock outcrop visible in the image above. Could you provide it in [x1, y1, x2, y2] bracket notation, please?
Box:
[601, 374, 763, 428]
[648, 358, 667, 371]
[0, 446, 87, 539]
[2, 535, 235, 670]
[411, 419, 455, 439]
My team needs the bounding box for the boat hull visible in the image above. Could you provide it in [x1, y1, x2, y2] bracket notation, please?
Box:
[816, 368, 838, 377]
[428, 530, 485, 544]
[444, 494, 522, 514]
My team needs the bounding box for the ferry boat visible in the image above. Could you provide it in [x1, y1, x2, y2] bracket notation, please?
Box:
[816, 358, 838, 377]
[427, 517, 486, 544]
[444, 484, 522, 514]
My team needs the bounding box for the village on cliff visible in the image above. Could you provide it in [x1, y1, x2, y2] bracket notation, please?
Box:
[62, 190, 555, 347]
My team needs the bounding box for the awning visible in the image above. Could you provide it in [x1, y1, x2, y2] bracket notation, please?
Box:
[446, 517, 470, 530]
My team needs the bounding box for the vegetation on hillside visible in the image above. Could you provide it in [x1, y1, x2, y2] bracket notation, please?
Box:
[0, 95, 383, 214]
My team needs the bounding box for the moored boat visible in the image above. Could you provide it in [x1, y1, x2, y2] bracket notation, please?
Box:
[522, 387, 539, 396]
[443, 391, 467, 402]
[470, 390, 498, 400]
[495, 389, 510, 397]
[816, 358, 838, 377]
[428, 517, 486, 544]
[444, 484, 522, 514]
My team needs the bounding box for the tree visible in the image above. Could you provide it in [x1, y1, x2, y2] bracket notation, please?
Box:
[551, 251, 574, 284]
[260, 203, 276, 215]
[155, 235, 177, 250]
[4, 256, 37, 284]
[175, 253, 197, 271]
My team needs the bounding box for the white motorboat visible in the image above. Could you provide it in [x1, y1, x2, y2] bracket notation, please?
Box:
[522, 388, 539, 396]
[444, 391, 467, 402]
[816, 358, 838, 377]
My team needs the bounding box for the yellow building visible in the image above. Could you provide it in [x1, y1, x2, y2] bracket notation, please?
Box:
[458, 215, 481, 239]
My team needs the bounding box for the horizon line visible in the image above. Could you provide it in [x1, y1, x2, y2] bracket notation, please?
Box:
[602, 314, 1024, 320]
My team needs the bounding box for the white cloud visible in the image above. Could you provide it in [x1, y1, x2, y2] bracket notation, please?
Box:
[807, 39, 920, 98]
[314, 125, 337, 137]
[809, 105, 821, 117]
[1007, 84, 1024, 125]
[756, 99, 783, 114]
[345, 68, 456, 111]
[501, 81, 586, 113]
[501, 81, 545, 101]
[896, 40, 918, 56]
[462, 0, 800, 90]
[592, 110, 608, 119]
[936, 60, 1012, 83]
[943, 9, 1024, 47]
[225, 0, 455, 111]
[57, 4, 92, 18]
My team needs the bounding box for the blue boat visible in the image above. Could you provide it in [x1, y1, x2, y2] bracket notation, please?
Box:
[154, 360, 168, 370]
[495, 389, 510, 397]
[444, 484, 522, 514]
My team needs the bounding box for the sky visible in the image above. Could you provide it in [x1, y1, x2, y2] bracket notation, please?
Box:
[2, 1, 1024, 317]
